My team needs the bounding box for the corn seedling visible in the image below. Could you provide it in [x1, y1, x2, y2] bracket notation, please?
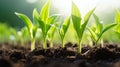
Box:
[48, 25, 56, 48]
[15, 8, 39, 51]
[71, 1, 95, 53]
[88, 13, 116, 47]
[59, 17, 70, 48]
[37, 0, 58, 49]
[17, 27, 30, 46]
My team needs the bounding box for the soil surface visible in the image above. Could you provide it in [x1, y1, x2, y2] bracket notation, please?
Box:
[0, 43, 120, 67]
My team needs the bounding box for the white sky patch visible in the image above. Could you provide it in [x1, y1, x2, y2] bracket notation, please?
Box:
[52, 0, 98, 17]
[52, 0, 120, 17]
[26, 0, 38, 3]
[74, 0, 98, 16]
[52, 0, 72, 16]
[96, 0, 120, 14]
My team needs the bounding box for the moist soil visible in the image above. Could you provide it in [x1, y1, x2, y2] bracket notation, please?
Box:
[0, 43, 120, 67]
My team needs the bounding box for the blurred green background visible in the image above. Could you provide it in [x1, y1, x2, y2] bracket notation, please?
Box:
[0, 0, 47, 29]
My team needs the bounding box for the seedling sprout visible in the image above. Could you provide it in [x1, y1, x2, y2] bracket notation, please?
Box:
[88, 13, 116, 47]
[71, 1, 95, 53]
[37, 0, 58, 49]
[48, 25, 56, 48]
[59, 17, 70, 48]
[15, 9, 38, 51]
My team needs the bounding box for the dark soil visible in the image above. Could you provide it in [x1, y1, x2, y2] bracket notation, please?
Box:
[0, 43, 120, 67]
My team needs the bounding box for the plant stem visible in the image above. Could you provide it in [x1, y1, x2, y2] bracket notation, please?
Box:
[31, 38, 35, 51]
[100, 38, 103, 47]
[95, 39, 98, 46]
[43, 37, 47, 49]
[50, 39, 53, 48]
[78, 39, 82, 53]
[61, 39, 64, 48]
[95, 38, 103, 47]
[50, 42, 53, 48]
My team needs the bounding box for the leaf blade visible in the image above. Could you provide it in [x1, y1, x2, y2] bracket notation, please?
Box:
[33, 8, 39, 25]
[93, 13, 103, 34]
[115, 8, 120, 24]
[72, 1, 81, 38]
[115, 8, 120, 33]
[46, 15, 58, 32]
[59, 17, 70, 40]
[82, 8, 95, 34]
[32, 26, 38, 38]
[97, 23, 117, 42]
[40, 0, 50, 22]
[15, 12, 33, 32]
[88, 28, 98, 41]
[62, 17, 70, 35]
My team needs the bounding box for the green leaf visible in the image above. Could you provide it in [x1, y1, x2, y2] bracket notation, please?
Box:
[32, 26, 38, 38]
[115, 31, 120, 38]
[48, 25, 56, 39]
[59, 29, 64, 40]
[102, 24, 116, 34]
[91, 24, 96, 32]
[115, 9, 120, 33]
[59, 17, 70, 40]
[40, 0, 50, 22]
[116, 24, 120, 33]
[88, 28, 98, 41]
[97, 23, 117, 42]
[72, 2, 81, 21]
[38, 19, 45, 34]
[115, 8, 120, 24]
[33, 8, 39, 25]
[72, 1, 81, 38]
[46, 15, 58, 32]
[62, 17, 70, 35]
[47, 15, 58, 24]
[82, 8, 95, 34]
[15, 12, 33, 32]
[93, 13, 103, 34]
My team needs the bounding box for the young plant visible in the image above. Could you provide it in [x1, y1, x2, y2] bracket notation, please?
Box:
[88, 13, 116, 47]
[71, 1, 95, 53]
[48, 25, 56, 48]
[59, 17, 70, 48]
[37, 0, 58, 49]
[17, 27, 30, 46]
[115, 8, 120, 38]
[15, 8, 39, 51]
